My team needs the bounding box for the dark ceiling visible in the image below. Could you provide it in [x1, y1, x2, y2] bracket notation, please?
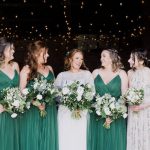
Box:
[0, 0, 149, 39]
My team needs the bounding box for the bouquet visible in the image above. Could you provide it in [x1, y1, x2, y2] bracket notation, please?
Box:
[22, 76, 60, 117]
[94, 93, 127, 129]
[61, 81, 95, 119]
[0, 87, 27, 118]
[121, 87, 144, 105]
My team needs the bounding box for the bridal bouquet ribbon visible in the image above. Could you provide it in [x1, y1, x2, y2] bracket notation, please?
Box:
[94, 93, 127, 129]
[61, 81, 95, 119]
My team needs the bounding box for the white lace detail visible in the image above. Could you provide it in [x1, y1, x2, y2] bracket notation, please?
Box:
[127, 67, 150, 150]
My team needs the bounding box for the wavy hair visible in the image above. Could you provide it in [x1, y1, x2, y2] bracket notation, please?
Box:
[64, 49, 88, 71]
[131, 48, 148, 70]
[25, 40, 47, 80]
[102, 48, 123, 72]
[0, 37, 13, 66]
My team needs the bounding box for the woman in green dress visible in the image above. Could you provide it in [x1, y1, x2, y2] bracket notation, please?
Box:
[19, 40, 58, 150]
[87, 49, 128, 150]
[0, 37, 20, 150]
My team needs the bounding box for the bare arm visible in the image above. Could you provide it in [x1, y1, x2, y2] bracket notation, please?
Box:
[119, 69, 128, 95]
[20, 65, 30, 91]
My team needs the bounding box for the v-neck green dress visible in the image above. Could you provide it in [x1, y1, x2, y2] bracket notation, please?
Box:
[19, 72, 58, 150]
[87, 74, 127, 150]
[0, 70, 19, 150]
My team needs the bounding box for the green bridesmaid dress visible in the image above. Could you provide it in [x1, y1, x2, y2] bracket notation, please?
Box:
[87, 74, 126, 150]
[0, 70, 19, 150]
[19, 71, 58, 150]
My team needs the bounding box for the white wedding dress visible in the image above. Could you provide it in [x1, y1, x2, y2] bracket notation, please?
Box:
[55, 70, 94, 150]
[127, 67, 150, 150]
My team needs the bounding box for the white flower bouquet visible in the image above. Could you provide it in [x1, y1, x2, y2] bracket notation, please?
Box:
[23, 76, 60, 117]
[121, 87, 144, 105]
[94, 93, 127, 129]
[0, 87, 26, 118]
[61, 81, 95, 119]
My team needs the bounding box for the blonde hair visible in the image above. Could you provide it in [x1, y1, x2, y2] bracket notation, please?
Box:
[102, 49, 123, 72]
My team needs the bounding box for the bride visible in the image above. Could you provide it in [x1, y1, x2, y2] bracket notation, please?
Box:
[55, 49, 94, 150]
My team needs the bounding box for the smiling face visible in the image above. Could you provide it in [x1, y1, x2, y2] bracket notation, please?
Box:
[37, 47, 49, 65]
[3, 43, 15, 61]
[70, 52, 83, 70]
[128, 53, 144, 69]
[100, 50, 112, 68]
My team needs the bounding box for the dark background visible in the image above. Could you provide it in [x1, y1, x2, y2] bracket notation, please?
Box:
[0, 0, 149, 76]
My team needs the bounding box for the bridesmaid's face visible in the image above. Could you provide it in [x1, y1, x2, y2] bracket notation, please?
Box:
[4, 44, 15, 61]
[128, 53, 143, 68]
[70, 52, 83, 70]
[128, 54, 135, 68]
[37, 48, 49, 64]
[100, 50, 112, 67]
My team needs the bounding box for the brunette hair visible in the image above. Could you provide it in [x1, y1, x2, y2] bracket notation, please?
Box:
[64, 48, 88, 71]
[25, 40, 48, 80]
[0, 37, 14, 66]
[131, 48, 148, 70]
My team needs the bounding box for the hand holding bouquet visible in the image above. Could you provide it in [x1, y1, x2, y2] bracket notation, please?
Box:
[61, 81, 95, 119]
[0, 87, 26, 118]
[22, 76, 60, 117]
[121, 87, 144, 105]
[94, 93, 127, 129]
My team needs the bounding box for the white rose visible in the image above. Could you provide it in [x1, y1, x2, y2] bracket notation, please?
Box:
[11, 113, 17, 118]
[104, 107, 111, 115]
[26, 102, 31, 109]
[77, 86, 84, 96]
[62, 87, 70, 95]
[96, 110, 101, 116]
[123, 113, 128, 118]
[36, 94, 42, 100]
[33, 83, 38, 89]
[110, 103, 115, 110]
[77, 95, 82, 101]
[12, 100, 20, 108]
[22, 88, 29, 95]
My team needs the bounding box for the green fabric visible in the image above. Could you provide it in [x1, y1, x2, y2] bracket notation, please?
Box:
[19, 71, 58, 150]
[87, 74, 126, 150]
[0, 70, 19, 150]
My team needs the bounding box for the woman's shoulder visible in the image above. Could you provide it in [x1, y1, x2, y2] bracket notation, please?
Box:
[144, 66, 150, 72]
[46, 65, 53, 72]
[11, 61, 20, 73]
[81, 69, 92, 74]
[20, 65, 30, 74]
[92, 68, 100, 78]
[56, 71, 67, 78]
[118, 69, 128, 78]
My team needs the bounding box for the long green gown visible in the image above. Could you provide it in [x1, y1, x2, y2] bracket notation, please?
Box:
[87, 74, 126, 150]
[0, 70, 19, 150]
[19, 72, 58, 150]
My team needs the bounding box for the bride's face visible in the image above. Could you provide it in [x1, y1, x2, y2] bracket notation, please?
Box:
[70, 52, 83, 70]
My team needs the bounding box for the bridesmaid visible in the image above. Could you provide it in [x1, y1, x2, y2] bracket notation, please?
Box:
[87, 49, 128, 150]
[55, 49, 94, 150]
[19, 40, 58, 150]
[127, 48, 150, 150]
[0, 37, 20, 150]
